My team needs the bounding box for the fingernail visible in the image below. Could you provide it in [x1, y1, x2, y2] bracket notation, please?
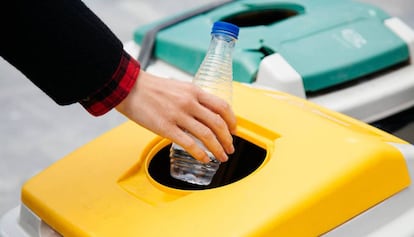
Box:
[226, 145, 235, 154]
[220, 152, 228, 162]
[230, 126, 237, 134]
[202, 155, 211, 164]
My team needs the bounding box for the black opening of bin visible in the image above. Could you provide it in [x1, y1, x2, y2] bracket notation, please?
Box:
[222, 8, 299, 27]
[148, 136, 267, 190]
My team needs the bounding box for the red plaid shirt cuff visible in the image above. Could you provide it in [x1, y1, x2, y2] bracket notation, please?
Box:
[80, 51, 140, 116]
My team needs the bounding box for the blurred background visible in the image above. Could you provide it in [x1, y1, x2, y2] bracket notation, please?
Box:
[1, 0, 414, 216]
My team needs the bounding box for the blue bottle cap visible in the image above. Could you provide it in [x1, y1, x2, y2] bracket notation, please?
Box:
[212, 21, 239, 39]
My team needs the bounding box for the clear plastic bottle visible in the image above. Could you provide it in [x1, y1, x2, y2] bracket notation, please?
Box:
[169, 21, 239, 186]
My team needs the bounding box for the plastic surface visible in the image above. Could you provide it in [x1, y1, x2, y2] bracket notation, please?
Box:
[128, 14, 414, 124]
[0, 205, 61, 237]
[192, 21, 238, 104]
[170, 145, 221, 185]
[20, 83, 411, 236]
[211, 21, 239, 39]
[133, 0, 409, 92]
[170, 21, 239, 185]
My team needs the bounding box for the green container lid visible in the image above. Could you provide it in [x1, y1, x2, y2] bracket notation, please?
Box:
[134, 0, 409, 92]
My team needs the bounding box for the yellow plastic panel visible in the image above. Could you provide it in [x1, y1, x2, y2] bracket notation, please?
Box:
[22, 83, 410, 237]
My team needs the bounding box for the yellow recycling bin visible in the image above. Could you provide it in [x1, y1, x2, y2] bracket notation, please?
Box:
[21, 83, 411, 236]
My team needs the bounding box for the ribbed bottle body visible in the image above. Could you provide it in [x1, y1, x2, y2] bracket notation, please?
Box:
[170, 22, 238, 186]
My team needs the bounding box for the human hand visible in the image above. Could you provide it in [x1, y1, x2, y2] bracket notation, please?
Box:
[115, 70, 236, 163]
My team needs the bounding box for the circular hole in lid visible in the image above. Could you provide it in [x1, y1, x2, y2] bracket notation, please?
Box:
[222, 8, 300, 27]
[148, 136, 267, 190]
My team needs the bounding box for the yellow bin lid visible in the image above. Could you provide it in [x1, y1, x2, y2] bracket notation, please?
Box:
[22, 83, 411, 236]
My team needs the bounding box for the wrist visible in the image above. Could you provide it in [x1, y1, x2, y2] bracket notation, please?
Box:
[80, 51, 140, 116]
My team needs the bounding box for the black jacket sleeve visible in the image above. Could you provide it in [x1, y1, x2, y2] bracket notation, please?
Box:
[0, 0, 123, 105]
